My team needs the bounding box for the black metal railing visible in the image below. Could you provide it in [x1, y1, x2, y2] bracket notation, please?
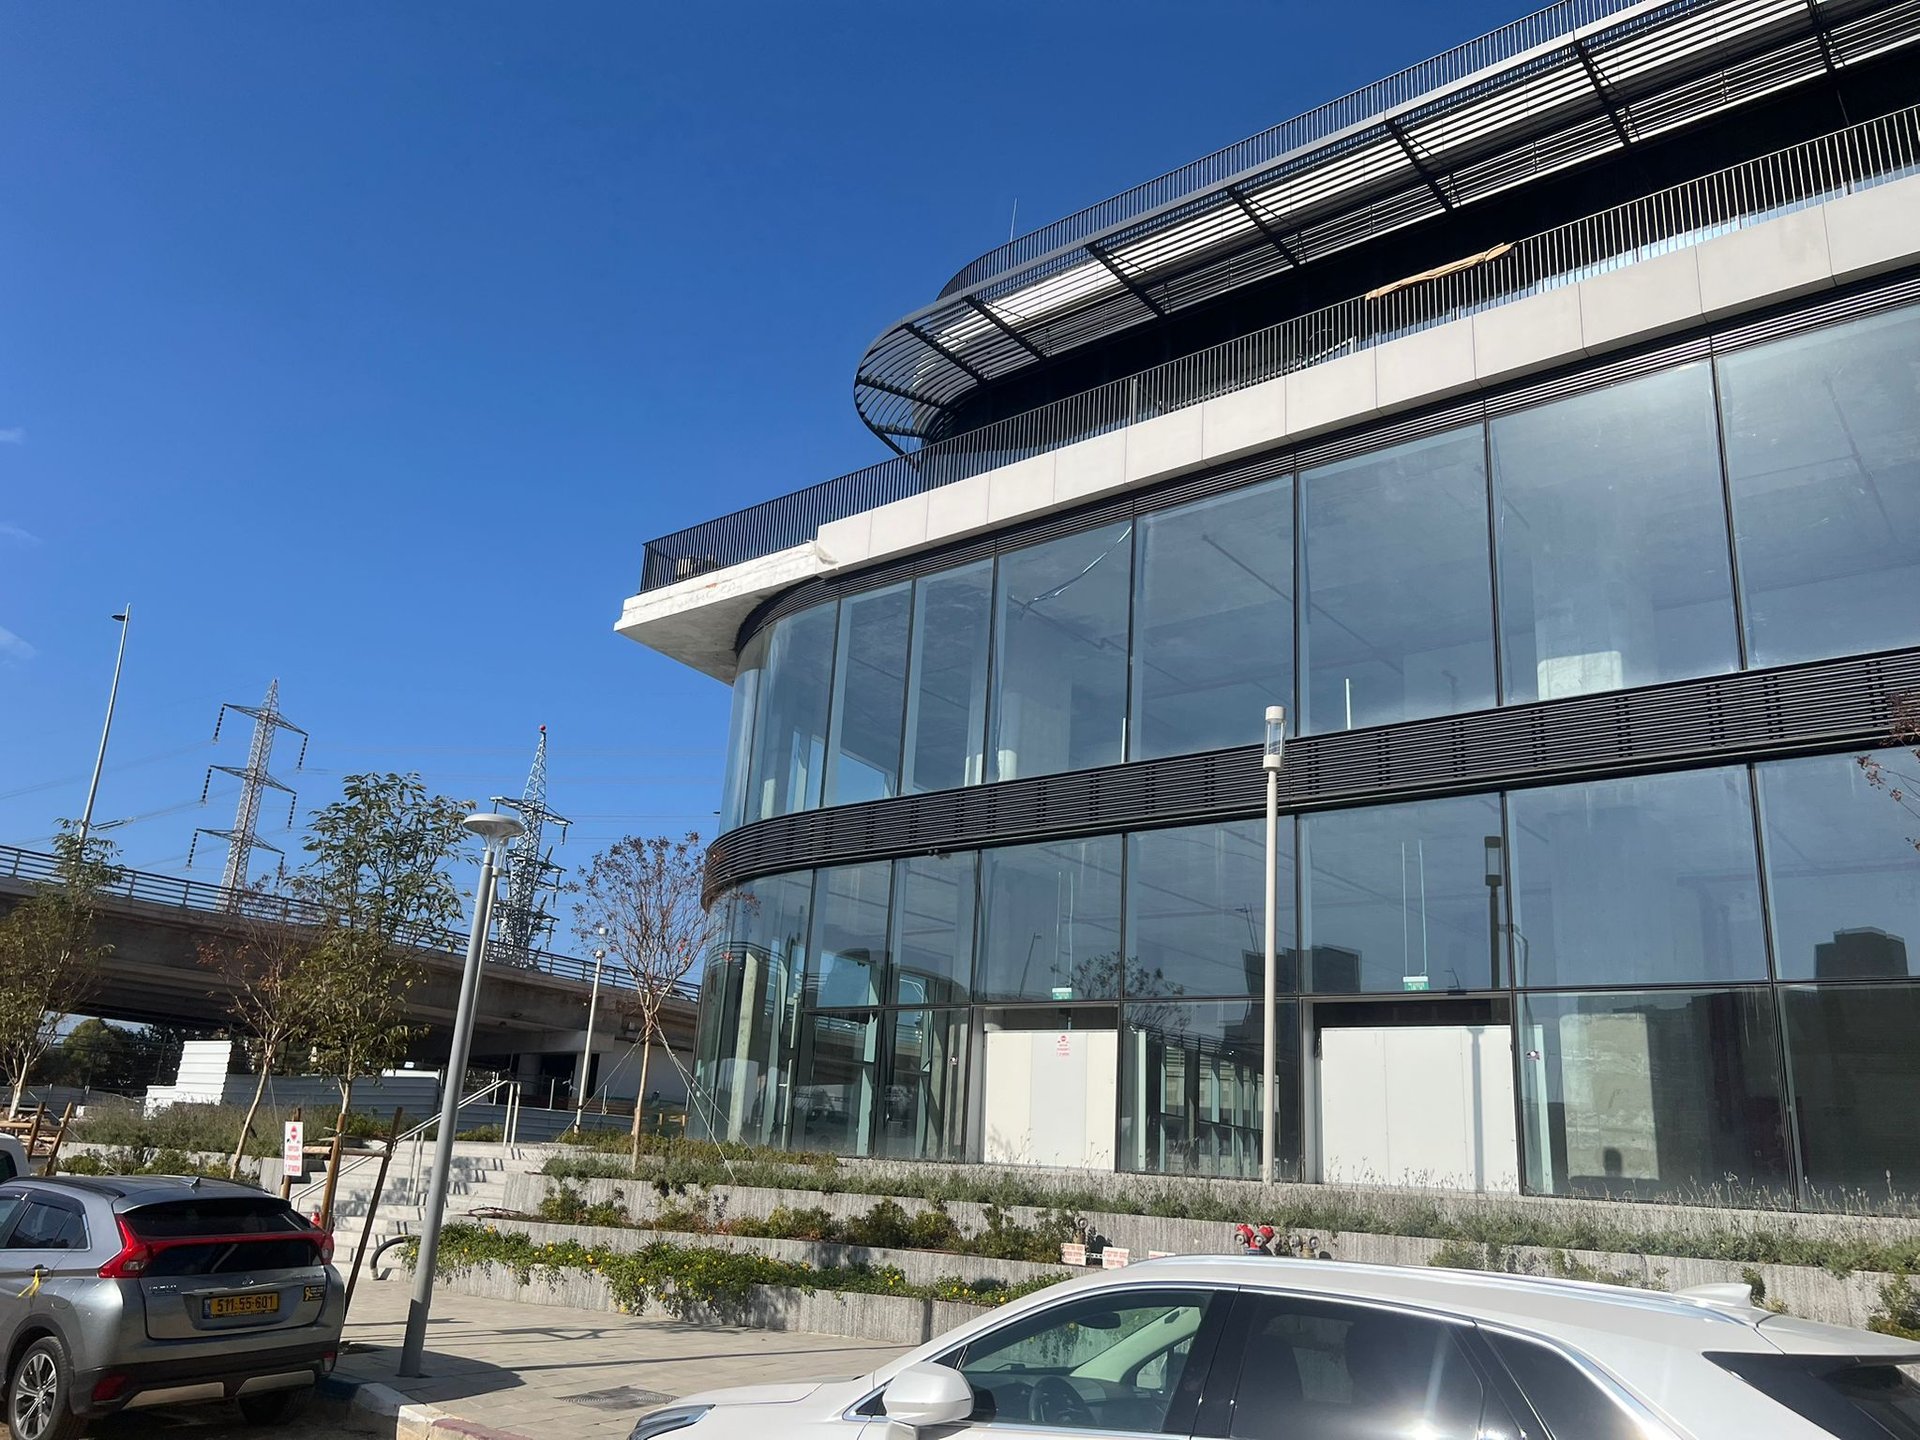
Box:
[935, 0, 1645, 299]
[638, 104, 1920, 595]
[0, 842, 702, 1000]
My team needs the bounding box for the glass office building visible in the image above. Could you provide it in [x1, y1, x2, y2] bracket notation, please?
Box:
[623, 0, 1920, 1210]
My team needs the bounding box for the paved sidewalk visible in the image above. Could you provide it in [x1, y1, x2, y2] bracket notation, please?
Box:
[335, 1277, 908, 1439]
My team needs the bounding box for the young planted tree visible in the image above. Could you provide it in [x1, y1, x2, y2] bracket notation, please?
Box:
[1859, 692, 1920, 852]
[291, 773, 471, 1132]
[0, 823, 123, 1115]
[575, 832, 715, 1164]
[198, 876, 325, 1176]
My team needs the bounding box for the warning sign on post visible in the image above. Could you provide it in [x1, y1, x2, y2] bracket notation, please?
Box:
[282, 1120, 305, 1179]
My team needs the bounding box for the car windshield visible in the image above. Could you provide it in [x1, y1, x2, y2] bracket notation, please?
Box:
[1710, 1353, 1920, 1439]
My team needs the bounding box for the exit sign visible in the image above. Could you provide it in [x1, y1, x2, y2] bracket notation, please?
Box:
[1402, 975, 1430, 992]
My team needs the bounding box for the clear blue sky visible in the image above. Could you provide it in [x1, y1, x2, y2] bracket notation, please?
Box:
[0, 1, 1520, 927]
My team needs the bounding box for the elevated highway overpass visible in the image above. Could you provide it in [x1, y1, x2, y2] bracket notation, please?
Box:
[0, 844, 698, 1107]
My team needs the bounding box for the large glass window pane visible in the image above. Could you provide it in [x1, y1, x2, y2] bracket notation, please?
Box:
[824, 584, 911, 807]
[990, 523, 1132, 781]
[1302, 426, 1495, 732]
[710, 871, 811, 1147]
[717, 631, 765, 833]
[1508, 768, 1767, 988]
[1121, 1000, 1300, 1180]
[1131, 478, 1292, 759]
[891, 852, 976, 1007]
[1302, 794, 1502, 994]
[1760, 751, 1920, 981]
[1493, 363, 1738, 703]
[745, 604, 837, 821]
[1128, 820, 1293, 998]
[1720, 307, 1920, 668]
[1783, 984, 1920, 1208]
[789, 1010, 879, 1156]
[902, 561, 992, 794]
[1518, 988, 1789, 1204]
[878, 1008, 969, 1161]
[808, 862, 889, 1009]
[978, 837, 1123, 1003]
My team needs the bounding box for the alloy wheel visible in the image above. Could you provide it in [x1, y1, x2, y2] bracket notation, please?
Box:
[11, 1350, 59, 1440]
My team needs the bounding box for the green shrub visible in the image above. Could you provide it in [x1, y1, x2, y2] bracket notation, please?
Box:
[1871, 1273, 1920, 1340]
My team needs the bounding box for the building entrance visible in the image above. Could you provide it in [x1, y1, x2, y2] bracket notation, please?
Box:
[1311, 998, 1517, 1192]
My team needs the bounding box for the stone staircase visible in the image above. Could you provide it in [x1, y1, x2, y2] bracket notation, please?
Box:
[298, 1141, 552, 1262]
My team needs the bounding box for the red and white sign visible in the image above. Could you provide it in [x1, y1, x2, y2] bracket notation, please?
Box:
[1060, 1242, 1088, 1267]
[1101, 1247, 1132, 1270]
[282, 1121, 305, 1179]
[1055, 1034, 1072, 1057]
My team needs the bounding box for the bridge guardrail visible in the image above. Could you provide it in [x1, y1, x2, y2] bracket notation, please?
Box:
[0, 842, 698, 1001]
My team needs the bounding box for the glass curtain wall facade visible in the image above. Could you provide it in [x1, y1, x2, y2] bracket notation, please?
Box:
[696, 299, 1920, 1212]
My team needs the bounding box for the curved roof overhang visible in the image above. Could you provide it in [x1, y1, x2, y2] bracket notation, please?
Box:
[855, 0, 1915, 449]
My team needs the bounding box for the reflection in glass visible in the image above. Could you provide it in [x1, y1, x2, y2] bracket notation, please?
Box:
[990, 524, 1132, 781]
[1508, 768, 1767, 988]
[824, 584, 911, 807]
[1720, 307, 1920, 668]
[977, 838, 1123, 1003]
[1302, 427, 1495, 732]
[1131, 478, 1292, 760]
[879, 1009, 969, 1161]
[718, 631, 764, 834]
[1518, 988, 1788, 1203]
[809, 862, 889, 1009]
[1494, 363, 1738, 704]
[707, 872, 811, 1147]
[744, 604, 837, 822]
[1302, 794, 1501, 993]
[1784, 984, 1920, 1209]
[892, 852, 976, 1006]
[902, 561, 992, 795]
[1129, 820, 1293, 998]
[1121, 1000, 1299, 1179]
[1760, 751, 1920, 981]
[789, 1010, 879, 1156]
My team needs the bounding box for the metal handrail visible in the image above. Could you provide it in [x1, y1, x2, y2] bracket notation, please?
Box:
[0, 840, 699, 1001]
[639, 103, 1920, 594]
[287, 1076, 519, 1212]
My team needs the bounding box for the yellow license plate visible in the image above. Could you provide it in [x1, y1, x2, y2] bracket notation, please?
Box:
[204, 1292, 280, 1319]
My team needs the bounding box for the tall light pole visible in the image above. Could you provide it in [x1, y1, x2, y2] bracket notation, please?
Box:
[1261, 704, 1286, 1186]
[399, 810, 523, 1378]
[77, 606, 132, 851]
[575, 925, 607, 1131]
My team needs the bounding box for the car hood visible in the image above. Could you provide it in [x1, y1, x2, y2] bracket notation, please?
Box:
[675, 1375, 872, 1410]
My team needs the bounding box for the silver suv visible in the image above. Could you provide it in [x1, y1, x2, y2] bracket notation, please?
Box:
[0, 1174, 344, 1439]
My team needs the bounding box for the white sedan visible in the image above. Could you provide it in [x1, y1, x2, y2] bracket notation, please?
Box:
[627, 1254, 1920, 1439]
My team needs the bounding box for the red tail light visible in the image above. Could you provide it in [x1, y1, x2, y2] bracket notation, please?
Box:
[317, 1229, 335, 1264]
[98, 1216, 153, 1278]
[90, 1374, 130, 1403]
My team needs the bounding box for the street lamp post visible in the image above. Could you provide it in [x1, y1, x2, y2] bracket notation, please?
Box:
[399, 810, 523, 1379]
[1261, 704, 1286, 1186]
[1483, 836, 1504, 988]
[77, 606, 132, 851]
[575, 926, 607, 1132]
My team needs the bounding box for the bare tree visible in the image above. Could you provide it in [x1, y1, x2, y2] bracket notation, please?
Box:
[0, 823, 122, 1115]
[1859, 692, 1920, 852]
[197, 873, 323, 1176]
[574, 833, 715, 1163]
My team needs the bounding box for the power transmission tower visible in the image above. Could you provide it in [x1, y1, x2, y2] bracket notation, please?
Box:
[489, 725, 570, 965]
[188, 679, 308, 906]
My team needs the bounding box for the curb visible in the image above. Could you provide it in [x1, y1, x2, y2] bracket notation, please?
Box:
[319, 1374, 537, 1440]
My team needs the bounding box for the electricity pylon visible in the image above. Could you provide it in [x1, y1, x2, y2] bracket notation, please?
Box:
[188, 679, 308, 906]
[489, 725, 569, 964]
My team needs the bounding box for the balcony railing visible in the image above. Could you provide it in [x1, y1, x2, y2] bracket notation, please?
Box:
[0, 842, 698, 998]
[639, 104, 1920, 595]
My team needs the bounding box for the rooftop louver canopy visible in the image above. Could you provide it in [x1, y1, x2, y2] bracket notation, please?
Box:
[854, 0, 1920, 448]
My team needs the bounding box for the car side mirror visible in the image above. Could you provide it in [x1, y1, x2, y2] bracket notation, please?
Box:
[881, 1363, 975, 1428]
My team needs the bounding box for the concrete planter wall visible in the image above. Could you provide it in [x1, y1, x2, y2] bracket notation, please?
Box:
[502, 1171, 1906, 1331]
[498, 1219, 1065, 1291]
[420, 1262, 987, 1347]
